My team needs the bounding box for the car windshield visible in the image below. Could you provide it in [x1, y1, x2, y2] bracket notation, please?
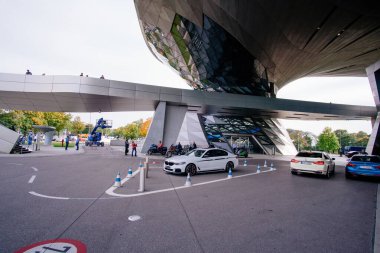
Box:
[185, 149, 205, 157]
[351, 156, 380, 163]
[296, 152, 322, 158]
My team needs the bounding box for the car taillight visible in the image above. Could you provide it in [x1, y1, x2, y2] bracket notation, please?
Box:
[313, 161, 324, 165]
[375, 165, 380, 169]
[291, 159, 299, 163]
[347, 163, 356, 167]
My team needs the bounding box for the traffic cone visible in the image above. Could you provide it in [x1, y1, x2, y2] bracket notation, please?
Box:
[185, 173, 192, 187]
[264, 160, 267, 167]
[243, 160, 247, 166]
[227, 168, 232, 179]
[127, 167, 133, 178]
[257, 164, 261, 173]
[270, 163, 274, 171]
[113, 172, 121, 187]
[139, 161, 143, 170]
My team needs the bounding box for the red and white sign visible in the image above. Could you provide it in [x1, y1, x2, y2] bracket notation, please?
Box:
[15, 239, 86, 253]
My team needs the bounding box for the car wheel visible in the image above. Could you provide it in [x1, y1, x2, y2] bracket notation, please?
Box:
[345, 172, 352, 179]
[165, 151, 172, 158]
[291, 170, 297, 175]
[225, 161, 234, 172]
[325, 167, 330, 179]
[331, 165, 335, 175]
[147, 150, 152, 155]
[185, 164, 197, 176]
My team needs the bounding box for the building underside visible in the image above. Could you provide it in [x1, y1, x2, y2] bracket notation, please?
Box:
[134, 0, 380, 155]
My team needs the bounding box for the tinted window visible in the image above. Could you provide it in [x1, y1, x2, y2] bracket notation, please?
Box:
[296, 152, 322, 158]
[217, 150, 228, 156]
[190, 150, 205, 157]
[351, 156, 380, 163]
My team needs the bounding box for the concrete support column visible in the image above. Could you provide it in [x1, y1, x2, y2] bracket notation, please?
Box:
[366, 60, 380, 155]
[141, 102, 166, 153]
[44, 131, 55, 145]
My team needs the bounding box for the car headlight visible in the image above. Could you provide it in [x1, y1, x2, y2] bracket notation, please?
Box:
[174, 162, 186, 165]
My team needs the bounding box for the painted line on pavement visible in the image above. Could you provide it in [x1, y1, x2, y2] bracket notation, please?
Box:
[28, 175, 36, 184]
[28, 191, 120, 200]
[105, 168, 276, 198]
[7, 163, 23, 166]
[374, 184, 380, 253]
[31, 166, 38, 172]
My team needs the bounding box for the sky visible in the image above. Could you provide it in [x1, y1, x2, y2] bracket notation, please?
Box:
[0, 0, 374, 135]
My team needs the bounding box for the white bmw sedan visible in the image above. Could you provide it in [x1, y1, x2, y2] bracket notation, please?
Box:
[290, 151, 335, 178]
[164, 148, 238, 176]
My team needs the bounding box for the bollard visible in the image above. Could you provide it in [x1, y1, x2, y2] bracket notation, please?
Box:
[138, 166, 145, 192]
[257, 164, 261, 173]
[144, 161, 149, 178]
[184, 173, 192, 187]
[264, 160, 267, 167]
[270, 163, 274, 171]
[227, 168, 232, 179]
[127, 167, 133, 178]
[243, 160, 247, 166]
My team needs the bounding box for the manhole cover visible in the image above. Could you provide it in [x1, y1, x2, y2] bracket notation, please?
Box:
[128, 215, 141, 222]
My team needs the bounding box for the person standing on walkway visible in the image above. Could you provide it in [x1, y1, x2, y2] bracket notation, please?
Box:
[131, 141, 137, 156]
[125, 139, 129, 155]
[75, 135, 80, 151]
[25, 69, 32, 75]
[65, 135, 70, 150]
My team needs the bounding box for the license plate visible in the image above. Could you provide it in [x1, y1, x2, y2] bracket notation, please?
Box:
[301, 161, 311, 165]
[360, 166, 372, 169]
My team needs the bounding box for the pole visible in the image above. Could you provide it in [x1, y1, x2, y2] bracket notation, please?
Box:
[138, 166, 145, 192]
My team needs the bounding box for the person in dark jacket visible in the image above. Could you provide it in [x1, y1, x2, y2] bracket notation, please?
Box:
[65, 135, 70, 150]
[125, 139, 129, 155]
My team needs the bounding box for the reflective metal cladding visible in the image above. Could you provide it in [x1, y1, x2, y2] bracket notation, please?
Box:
[142, 14, 272, 96]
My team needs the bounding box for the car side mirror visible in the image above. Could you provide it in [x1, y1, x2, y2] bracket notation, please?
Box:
[332, 158, 335, 160]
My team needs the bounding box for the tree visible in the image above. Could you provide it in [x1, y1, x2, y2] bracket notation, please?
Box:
[354, 131, 369, 146]
[317, 127, 340, 153]
[140, 117, 152, 137]
[44, 112, 71, 134]
[70, 116, 85, 134]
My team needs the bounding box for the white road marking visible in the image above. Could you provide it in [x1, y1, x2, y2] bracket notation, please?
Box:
[28, 191, 120, 200]
[31, 166, 38, 172]
[105, 168, 276, 198]
[128, 215, 141, 221]
[7, 163, 23, 166]
[28, 175, 36, 184]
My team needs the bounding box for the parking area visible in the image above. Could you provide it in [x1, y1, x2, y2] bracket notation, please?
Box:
[0, 147, 378, 252]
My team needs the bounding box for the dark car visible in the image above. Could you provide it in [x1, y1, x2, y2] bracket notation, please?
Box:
[346, 151, 367, 158]
[345, 155, 380, 179]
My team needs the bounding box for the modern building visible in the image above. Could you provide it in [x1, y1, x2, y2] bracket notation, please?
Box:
[134, 0, 380, 154]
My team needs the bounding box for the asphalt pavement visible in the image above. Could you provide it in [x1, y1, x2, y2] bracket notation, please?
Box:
[0, 147, 377, 252]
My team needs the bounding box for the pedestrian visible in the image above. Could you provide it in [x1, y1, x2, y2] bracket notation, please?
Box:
[25, 69, 32, 75]
[61, 138, 64, 147]
[75, 135, 80, 150]
[125, 139, 129, 155]
[65, 135, 69, 150]
[80, 73, 84, 76]
[28, 131, 33, 146]
[100, 75, 105, 79]
[86, 75, 88, 77]
[177, 142, 182, 154]
[42, 73, 46, 76]
[192, 141, 197, 150]
[232, 143, 237, 154]
[131, 141, 137, 156]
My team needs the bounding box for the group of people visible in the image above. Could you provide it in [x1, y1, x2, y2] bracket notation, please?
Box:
[25, 70, 105, 79]
[124, 140, 138, 156]
[62, 135, 80, 151]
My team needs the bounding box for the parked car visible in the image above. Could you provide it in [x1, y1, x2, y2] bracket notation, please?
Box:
[346, 150, 368, 158]
[164, 148, 238, 176]
[345, 155, 380, 179]
[290, 151, 335, 178]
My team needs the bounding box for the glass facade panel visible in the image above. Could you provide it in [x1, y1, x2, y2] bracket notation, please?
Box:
[142, 14, 271, 96]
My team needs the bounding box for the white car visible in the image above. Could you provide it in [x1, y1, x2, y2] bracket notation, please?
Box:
[164, 148, 238, 176]
[290, 151, 335, 178]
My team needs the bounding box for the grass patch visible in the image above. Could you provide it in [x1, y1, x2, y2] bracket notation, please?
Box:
[52, 142, 75, 148]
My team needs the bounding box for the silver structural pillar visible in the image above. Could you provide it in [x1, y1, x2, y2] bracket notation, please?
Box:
[44, 131, 55, 145]
[366, 60, 380, 155]
[176, 112, 208, 148]
[141, 102, 167, 153]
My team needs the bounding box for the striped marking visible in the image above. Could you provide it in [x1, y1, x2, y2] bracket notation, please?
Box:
[28, 191, 119, 200]
[105, 168, 276, 198]
[28, 175, 36, 184]
[31, 166, 38, 172]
